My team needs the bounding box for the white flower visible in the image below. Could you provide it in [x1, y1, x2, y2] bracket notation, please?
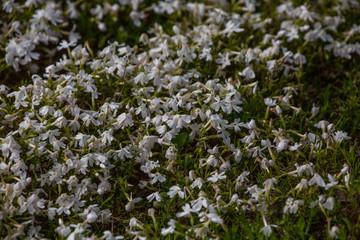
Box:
[40, 129, 60, 144]
[167, 186, 185, 199]
[264, 97, 277, 107]
[102, 230, 124, 240]
[333, 131, 351, 143]
[98, 209, 112, 223]
[206, 172, 226, 183]
[149, 172, 166, 184]
[106, 55, 126, 76]
[176, 203, 193, 218]
[74, 133, 90, 147]
[87, 211, 98, 223]
[113, 113, 133, 129]
[295, 179, 308, 191]
[283, 198, 304, 214]
[57, 40, 77, 50]
[125, 194, 142, 211]
[39, 105, 55, 116]
[236, 171, 250, 186]
[140, 161, 160, 173]
[204, 155, 219, 167]
[341, 164, 349, 175]
[289, 143, 302, 151]
[321, 197, 335, 211]
[134, 72, 150, 85]
[314, 120, 329, 130]
[275, 105, 282, 115]
[260, 224, 278, 237]
[199, 47, 213, 61]
[242, 67, 255, 79]
[325, 174, 338, 190]
[129, 218, 139, 229]
[191, 195, 209, 212]
[211, 96, 227, 112]
[147, 192, 162, 202]
[55, 219, 71, 237]
[295, 163, 314, 176]
[130, 11, 145, 27]
[267, 60, 277, 71]
[263, 178, 278, 195]
[221, 20, 244, 37]
[139, 135, 158, 150]
[329, 226, 339, 239]
[309, 173, 325, 187]
[276, 138, 289, 152]
[101, 129, 114, 146]
[167, 115, 191, 129]
[311, 104, 320, 116]
[215, 52, 231, 69]
[192, 178, 204, 189]
[207, 212, 223, 224]
[233, 149, 242, 163]
[161, 219, 177, 236]
[165, 147, 177, 160]
[176, 43, 196, 63]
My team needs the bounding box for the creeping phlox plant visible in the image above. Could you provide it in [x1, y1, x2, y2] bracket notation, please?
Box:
[1, 0, 182, 73]
[1, 0, 360, 74]
[0, 0, 359, 239]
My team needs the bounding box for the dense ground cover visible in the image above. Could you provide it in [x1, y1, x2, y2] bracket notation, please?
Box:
[1, 0, 360, 239]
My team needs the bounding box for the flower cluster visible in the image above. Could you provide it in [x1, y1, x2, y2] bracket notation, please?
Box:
[1, 0, 359, 239]
[1, 0, 184, 72]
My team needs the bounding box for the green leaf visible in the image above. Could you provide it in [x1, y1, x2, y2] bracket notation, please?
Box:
[172, 132, 188, 148]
